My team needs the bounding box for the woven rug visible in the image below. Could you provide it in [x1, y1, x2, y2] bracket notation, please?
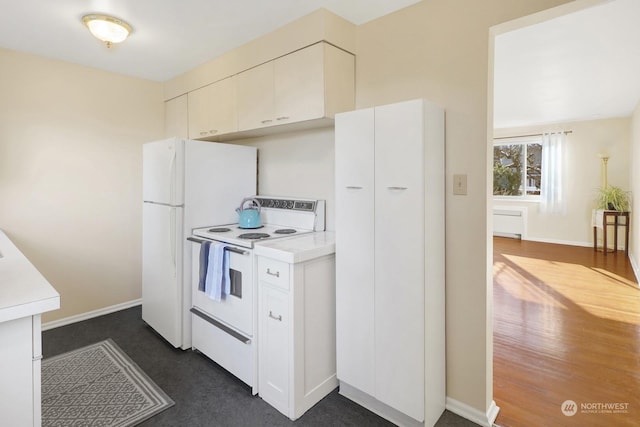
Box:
[42, 339, 174, 426]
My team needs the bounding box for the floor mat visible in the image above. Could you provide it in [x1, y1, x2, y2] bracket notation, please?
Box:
[42, 338, 174, 426]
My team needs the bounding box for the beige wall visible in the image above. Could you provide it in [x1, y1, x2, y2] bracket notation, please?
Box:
[0, 48, 164, 322]
[234, 128, 336, 230]
[631, 103, 640, 276]
[355, 0, 572, 414]
[494, 118, 631, 246]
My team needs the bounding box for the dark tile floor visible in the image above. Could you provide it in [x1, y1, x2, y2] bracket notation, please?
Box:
[42, 306, 479, 426]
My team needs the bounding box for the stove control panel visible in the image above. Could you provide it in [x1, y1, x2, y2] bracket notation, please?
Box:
[255, 197, 316, 212]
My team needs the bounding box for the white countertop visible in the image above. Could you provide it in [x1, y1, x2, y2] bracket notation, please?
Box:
[0, 230, 60, 323]
[254, 231, 335, 263]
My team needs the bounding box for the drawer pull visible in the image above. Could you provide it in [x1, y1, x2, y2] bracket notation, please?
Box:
[208, 129, 218, 134]
[346, 186, 363, 190]
[269, 311, 282, 321]
[199, 131, 208, 136]
[388, 186, 408, 190]
[261, 119, 273, 124]
[266, 268, 280, 278]
[276, 116, 290, 121]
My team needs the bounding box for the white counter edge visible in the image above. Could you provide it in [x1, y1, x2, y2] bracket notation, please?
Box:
[0, 295, 60, 324]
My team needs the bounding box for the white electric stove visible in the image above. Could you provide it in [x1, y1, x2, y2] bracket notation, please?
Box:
[192, 196, 325, 248]
[188, 196, 325, 394]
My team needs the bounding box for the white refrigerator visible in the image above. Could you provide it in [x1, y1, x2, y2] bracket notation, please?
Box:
[142, 138, 256, 349]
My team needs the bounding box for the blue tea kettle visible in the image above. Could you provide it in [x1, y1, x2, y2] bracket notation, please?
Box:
[236, 197, 263, 229]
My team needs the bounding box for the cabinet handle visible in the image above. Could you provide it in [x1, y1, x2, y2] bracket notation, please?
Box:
[346, 186, 363, 190]
[388, 186, 408, 190]
[261, 119, 273, 124]
[276, 116, 290, 121]
[199, 131, 208, 136]
[208, 129, 218, 135]
[269, 311, 283, 321]
[266, 268, 280, 278]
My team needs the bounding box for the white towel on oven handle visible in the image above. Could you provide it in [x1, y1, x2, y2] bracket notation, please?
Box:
[204, 243, 230, 301]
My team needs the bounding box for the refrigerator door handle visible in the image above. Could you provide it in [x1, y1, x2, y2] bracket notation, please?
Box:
[170, 208, 177, 277]
[169, 149, 177, 206]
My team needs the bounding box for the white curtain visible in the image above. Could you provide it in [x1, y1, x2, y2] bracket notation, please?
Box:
[540, 132, 566, 214]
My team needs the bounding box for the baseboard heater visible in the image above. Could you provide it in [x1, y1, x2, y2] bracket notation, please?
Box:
[493, 207, 525, 239]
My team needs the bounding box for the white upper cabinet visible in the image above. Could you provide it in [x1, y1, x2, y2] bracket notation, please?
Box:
[170, 42, 355, 140]
[236, 62, 275, 131]
[188, 76, 237, 140]
[237, 42, 354, 133]
[273, 43, 326, 126]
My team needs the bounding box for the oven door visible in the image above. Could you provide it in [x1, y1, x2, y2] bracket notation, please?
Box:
[189, 238, 254, 336]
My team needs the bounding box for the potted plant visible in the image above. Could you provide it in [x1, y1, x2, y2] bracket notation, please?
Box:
[596, 185, 631, 211]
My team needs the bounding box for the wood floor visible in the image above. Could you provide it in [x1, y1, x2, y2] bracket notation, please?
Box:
[493, 237, 640, 427]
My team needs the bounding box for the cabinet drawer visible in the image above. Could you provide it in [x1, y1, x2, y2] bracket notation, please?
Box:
[258, 257, 290, 290]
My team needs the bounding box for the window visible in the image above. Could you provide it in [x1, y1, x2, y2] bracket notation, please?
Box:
[493, 137, 542, 198]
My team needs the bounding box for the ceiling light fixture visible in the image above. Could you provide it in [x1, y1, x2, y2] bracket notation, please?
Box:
[82, 14, 133, 48]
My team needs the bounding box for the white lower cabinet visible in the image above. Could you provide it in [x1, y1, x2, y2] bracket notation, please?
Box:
[259, 285, 289, 411]
[0, 315, 43, 427]
[257, 254, 337, 420]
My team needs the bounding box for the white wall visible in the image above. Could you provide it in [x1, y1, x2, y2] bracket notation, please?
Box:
[494, 117, 631, 246]
[0, 47, 164, 322]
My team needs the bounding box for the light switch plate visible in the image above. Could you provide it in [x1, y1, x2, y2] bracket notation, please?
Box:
[453, 174, 467, 195]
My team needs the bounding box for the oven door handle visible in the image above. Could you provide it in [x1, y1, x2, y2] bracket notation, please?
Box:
[190, 308, 251, 344]
[187, 237, 248, 255]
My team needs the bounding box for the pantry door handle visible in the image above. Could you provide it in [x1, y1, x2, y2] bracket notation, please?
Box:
[266, 268, 280, 277]
[387, 186, 408, 190]
[269, 311, 282, 321]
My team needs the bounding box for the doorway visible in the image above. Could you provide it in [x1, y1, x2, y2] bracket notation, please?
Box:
[488, 0, 640, 425]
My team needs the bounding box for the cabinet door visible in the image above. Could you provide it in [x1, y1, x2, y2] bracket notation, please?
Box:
[188, 77, 237, 139]
[237, 62, 275, 131]
[164, 94, 188, 139]
[334, 108, 375, 395]
[373, 99, 425, 421]
[0, 317, 34, 426]
[273, 43, 324, 125]
[259, 283, 290, 415]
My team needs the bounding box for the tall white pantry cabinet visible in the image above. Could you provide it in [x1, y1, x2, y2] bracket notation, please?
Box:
[334, 99, 445, 426]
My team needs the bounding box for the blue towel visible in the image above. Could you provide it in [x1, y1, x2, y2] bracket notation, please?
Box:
[204, 243, 230, 301]
[198, 241, 211, 292]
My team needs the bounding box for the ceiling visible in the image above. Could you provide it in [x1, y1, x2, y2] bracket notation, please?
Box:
[494, 0, 640, 129]
[0, 0, 421, 82]
[3, 0, 636, 128]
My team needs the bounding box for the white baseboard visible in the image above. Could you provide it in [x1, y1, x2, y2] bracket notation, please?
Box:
[42, 299, 142, 331]
[523, 236, 591, 247]
[628, 251, 640, 285]
[445, 397, 499, 427]
[339, 382, 425, 427]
